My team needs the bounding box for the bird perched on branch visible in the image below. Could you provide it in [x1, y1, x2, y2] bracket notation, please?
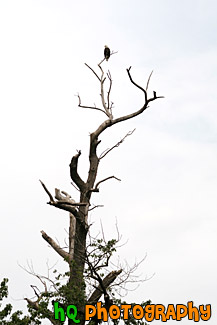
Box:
[104, 45, 110, 61]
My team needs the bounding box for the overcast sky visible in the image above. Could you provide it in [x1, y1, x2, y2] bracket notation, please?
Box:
[0, 0, 216, 324]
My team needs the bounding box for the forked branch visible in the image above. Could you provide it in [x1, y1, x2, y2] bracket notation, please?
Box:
[40, 180, 86, 218]
[82, 59, 115, 120]
[91, 66, 164, 139]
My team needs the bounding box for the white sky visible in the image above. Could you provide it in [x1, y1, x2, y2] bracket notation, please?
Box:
[0, 0, 216, 324]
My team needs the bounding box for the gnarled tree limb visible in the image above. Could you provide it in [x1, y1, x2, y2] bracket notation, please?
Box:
[87, 269, 122, 305]
[69, 150, 86, 191]
[40, 181, 87, 221]
[41, 230, 70, 262]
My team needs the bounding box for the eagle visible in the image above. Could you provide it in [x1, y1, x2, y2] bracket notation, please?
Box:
[104, 45, 110, 61]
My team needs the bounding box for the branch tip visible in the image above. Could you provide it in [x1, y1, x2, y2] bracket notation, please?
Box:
[39, 180, 54, 203]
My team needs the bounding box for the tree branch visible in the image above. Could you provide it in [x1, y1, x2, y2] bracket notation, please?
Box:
[99, 129, 136, 159]
[107, 71, 112, 111]
[98, 63, 112, 119]
[146, 70, 153, 91]
[127, 66, 147, 101]
[54, 189, 86, 206]
[41, 230, 70, 263]
[76, 93, 107, 116]
[69, 150, 86, 191]
[69, 213, 76, 259]
[87, 269, 122, 305]
[91, 67, 164, 139]
[55, 188, 75, 203]
[39, 180, 54, 203]
[40, 181, 87, 221]
[84, 63, 101, 81]
[48, 201, 82, 222]
[88, 204, 104, 211]
[84, 60, 114, 120]
[90, 176, 121, 192]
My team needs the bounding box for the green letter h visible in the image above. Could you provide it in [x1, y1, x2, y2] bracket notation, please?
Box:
[54, 302, 65, 321]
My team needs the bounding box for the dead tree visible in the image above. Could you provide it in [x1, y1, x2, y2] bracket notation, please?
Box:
[25, 52, 163, 325]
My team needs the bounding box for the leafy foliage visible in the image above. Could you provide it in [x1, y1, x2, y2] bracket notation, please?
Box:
[1, 237, 151, 324]
[0, 278, 40, 324]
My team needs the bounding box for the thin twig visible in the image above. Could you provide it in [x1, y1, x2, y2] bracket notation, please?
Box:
[98, 58, 106, 66]
[71, 182, 80, 192]
[94, 176, 121, 191]
[146, 70, 153, 91]
[100, 129, 136, 159]
[88, 204, 104, 212]
[84, 63, 100, 81]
